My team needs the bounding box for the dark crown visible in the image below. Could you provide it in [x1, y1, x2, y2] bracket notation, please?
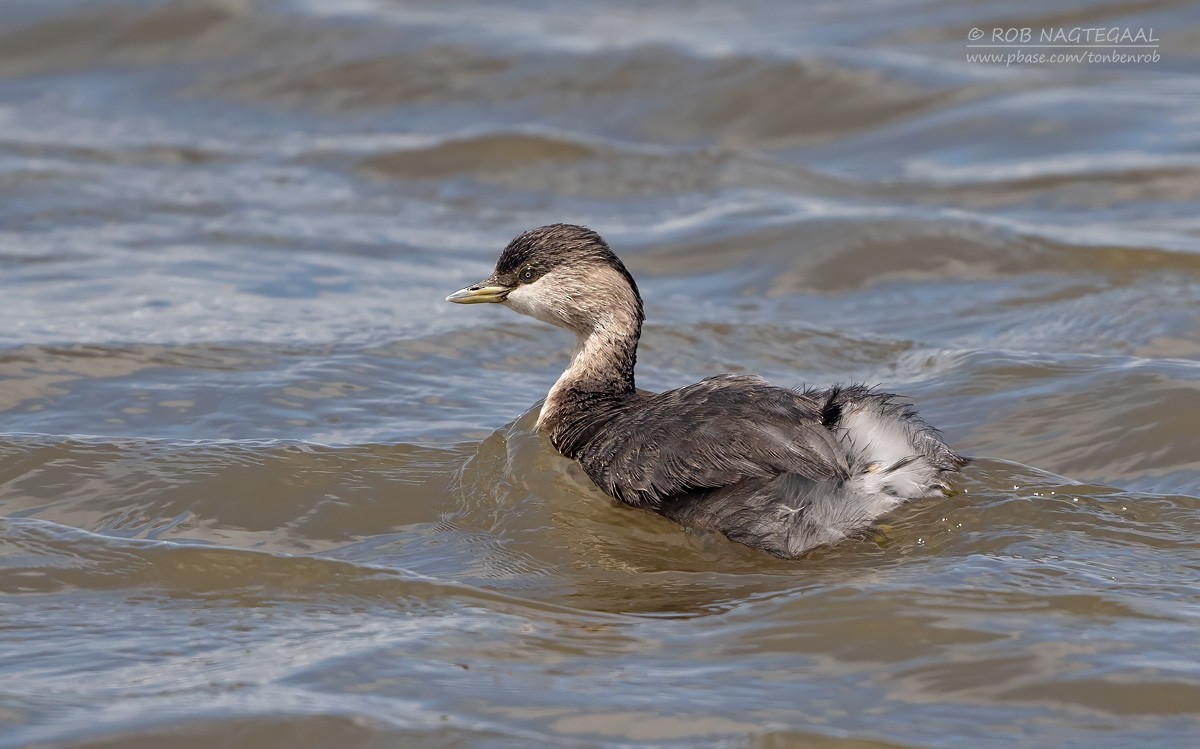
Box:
[497, 224, 619, 275]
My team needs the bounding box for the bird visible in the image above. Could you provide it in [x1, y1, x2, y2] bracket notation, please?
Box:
[447, 224, 966, 558]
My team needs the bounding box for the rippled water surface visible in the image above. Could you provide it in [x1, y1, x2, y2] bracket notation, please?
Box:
[2, 1, 1199, 747]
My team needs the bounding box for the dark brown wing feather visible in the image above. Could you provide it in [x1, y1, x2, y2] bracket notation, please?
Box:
[550, 374, 851, 509]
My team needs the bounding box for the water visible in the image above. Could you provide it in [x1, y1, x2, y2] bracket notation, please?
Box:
[1, 0, 1198, 746]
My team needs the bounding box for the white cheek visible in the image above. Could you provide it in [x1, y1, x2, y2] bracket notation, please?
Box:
[504, 275, 566, 327]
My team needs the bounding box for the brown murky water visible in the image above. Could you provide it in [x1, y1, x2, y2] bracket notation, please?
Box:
[2, 1, 1199, 747]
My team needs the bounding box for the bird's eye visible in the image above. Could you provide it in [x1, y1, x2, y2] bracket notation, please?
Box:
[520, 267, 535, 282]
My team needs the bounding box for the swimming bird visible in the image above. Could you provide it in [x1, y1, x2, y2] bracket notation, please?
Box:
[447, 224, 966, 558]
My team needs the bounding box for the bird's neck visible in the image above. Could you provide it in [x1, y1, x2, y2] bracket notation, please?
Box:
[537, 310, 640, 429]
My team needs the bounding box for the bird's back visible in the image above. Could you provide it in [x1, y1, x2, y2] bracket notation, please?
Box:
[546, 376, 966, 558]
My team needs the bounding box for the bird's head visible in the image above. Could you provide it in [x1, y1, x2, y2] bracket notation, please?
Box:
[447, 224, 643, 336]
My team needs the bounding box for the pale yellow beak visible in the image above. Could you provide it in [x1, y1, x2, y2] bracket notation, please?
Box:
[446, 281, 510, 304]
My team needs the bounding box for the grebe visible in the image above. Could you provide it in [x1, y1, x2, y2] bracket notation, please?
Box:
[447, 224, 965, 558]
